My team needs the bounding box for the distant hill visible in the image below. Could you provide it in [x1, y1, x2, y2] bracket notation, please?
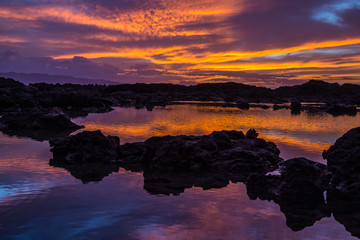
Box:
[0, 72, 118, 85]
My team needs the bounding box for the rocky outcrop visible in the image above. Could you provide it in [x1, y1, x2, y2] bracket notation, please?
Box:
[323, 127, 360, 196]
[50, 130, 120, 163]
[0, 108, 83, 140]
[49, 129, 282, 189]
[246, 158, 330, 231]
[141, 130, 282, 179]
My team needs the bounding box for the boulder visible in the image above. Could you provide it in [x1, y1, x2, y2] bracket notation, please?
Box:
[323, 127, 360, 196]
[49, 130, 120, 163]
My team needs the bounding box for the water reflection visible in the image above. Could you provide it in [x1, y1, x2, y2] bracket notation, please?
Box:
[74, 105, 360, 163]
[1, 105, 360, 239]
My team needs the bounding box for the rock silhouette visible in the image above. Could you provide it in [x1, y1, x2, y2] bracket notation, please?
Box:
[246, 158, 331, 231]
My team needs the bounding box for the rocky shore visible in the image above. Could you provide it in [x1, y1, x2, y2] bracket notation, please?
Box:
[48, 127, 360, 237]
[1, 76, 360, 236]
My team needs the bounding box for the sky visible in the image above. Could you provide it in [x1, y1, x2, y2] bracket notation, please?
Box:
[0, 0, 360, 87]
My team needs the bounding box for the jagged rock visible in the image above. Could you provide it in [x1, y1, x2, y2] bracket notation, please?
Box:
[49, 130, 120, 163]
[323, 127, 360, 196]
[246, 128, 258, 139]
[141, 130, 282, 180]
[246, 158, 330, 231]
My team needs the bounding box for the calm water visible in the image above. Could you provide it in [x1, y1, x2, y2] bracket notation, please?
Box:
[0, 104, 359, 239]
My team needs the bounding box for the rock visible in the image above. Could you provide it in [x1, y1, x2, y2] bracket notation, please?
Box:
[52, 92, 89, 108]
[273, 104, 281, 110]
[141, 130, 282, 181]
[323, 127, 360, 196]
[236, 101, 250, 110]
[246, 128, 258, 139]
[49, 130, 120, 163]
[0, 77, 24, 88]
[246, 158, 330, 231]
[0, 109, 83, 140]
[49, 129, 282, 187]
[290, 101, 301, 114]
[326, 104, 357, 116]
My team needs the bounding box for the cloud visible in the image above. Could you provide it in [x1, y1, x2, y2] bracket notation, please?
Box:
[0, 0, 360, 87]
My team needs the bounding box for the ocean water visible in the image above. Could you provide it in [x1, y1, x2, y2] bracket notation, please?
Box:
[0, 104, 359, 240]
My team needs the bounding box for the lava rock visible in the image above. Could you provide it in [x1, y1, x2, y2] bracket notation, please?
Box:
[141, 130, 282, 179]
[323, 127, 360, 196]
[246, 128, 258, 139]
[49, 130, 120, 163]
[0, 108, 82, 131]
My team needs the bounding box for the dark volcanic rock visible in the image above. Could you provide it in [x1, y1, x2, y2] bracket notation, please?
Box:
[323, 127, 360, 196]
[141, 130, 282, 180]
[0, 108, 82, 131]
[49, 129, 282, 188]
[50, 130, 120, 163]
[246, 158, 330, 231]
[246, 128, 258, 139]
[0, 108, 83, 140]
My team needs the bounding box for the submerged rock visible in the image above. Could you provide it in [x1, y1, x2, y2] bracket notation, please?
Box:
[323, 127, 360, 196]
[50, 130, 120, 163]
[246, 158, 330, 231]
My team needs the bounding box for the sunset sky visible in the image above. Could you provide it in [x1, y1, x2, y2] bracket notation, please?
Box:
[0, 0, 360, 87]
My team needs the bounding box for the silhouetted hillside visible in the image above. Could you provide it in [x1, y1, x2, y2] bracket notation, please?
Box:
[0, 72, 117, 85]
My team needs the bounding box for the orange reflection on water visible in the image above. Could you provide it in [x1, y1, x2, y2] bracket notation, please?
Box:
[74, 105, 360, 162]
